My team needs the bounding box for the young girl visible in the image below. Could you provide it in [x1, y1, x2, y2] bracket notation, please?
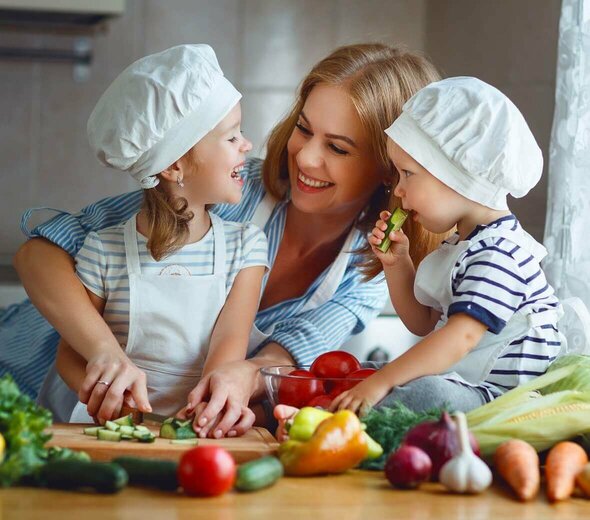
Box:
[37, 44, 268, 427]
[331, 76, 563, 415]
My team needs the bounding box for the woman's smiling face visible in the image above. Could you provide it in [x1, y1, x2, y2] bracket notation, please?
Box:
[286, 84, 385, 220]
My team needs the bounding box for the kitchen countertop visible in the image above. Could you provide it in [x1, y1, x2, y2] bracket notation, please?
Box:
[2, 470, 589, 520]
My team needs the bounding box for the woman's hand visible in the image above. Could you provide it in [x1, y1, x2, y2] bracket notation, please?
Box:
[79, 352, 151, 423]
[181, 360, 259, 438]
[368, 210, 411, 267]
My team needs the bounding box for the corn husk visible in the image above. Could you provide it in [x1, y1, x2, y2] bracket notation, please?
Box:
[466, 361, 590, 457]
[542, 354, 590, 394]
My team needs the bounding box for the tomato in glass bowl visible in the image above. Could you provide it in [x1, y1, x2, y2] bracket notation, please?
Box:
[261, 359, 383, 409]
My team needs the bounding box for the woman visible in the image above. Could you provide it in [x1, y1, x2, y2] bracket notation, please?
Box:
[8, 43, 443, 437]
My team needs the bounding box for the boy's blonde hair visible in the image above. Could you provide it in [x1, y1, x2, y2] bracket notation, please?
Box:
[263, 43, 448, 278]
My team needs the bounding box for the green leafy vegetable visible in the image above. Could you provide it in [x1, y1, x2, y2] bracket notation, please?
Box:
[0, 374, 90, 487]
[0, 374, 53, 486]
[359, 402, 444, 470]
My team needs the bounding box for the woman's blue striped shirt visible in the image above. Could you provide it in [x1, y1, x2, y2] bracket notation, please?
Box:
[1, 158, 387, 397]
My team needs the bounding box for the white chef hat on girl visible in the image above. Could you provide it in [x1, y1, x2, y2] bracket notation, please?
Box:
[87, 44, 241, 189]
[385, 77, 543, 210]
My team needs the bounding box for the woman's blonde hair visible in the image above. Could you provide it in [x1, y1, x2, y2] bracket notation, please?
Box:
[262, 43, 448, 279]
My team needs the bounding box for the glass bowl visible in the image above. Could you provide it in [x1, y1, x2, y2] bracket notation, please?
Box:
[260, 363, 383, 409]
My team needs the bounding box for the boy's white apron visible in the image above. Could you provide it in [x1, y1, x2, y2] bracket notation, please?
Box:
[68, 212, 227, 420]
[414, 226, 563, 387]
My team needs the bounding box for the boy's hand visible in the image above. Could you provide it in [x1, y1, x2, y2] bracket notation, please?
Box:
[273, 404, 300, 441]
[369, 210, 411, 267]
[329, 376, 390, 417]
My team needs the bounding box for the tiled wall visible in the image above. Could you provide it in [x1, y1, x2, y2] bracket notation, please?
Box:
[0, 0, 426, 264]
[0, 0, 559, 264]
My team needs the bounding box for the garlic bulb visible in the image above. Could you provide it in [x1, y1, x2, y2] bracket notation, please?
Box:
[439, 412, 492, 493]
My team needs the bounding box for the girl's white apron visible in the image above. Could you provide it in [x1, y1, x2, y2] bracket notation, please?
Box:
[45, 193, 356, 421]
[68, 212, 227, 420]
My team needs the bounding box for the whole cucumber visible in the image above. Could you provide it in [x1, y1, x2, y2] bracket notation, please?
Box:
[112, 457, 179, 491]
[38, 460, 128, 493]
[235, 456, 284, 492]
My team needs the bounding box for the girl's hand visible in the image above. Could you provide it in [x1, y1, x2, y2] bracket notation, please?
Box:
[368, 210, 411, 267]
[182, 360, 258, 439]
[80, 352, 151, 423]
[329, 377, 390, 417]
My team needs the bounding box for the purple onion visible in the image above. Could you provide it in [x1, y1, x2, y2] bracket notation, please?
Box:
[403, 411, 481, 480]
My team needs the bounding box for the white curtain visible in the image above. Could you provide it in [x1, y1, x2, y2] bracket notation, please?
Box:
[544, 0, 590, 307]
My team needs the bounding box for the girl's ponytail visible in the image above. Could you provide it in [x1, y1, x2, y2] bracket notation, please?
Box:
[142, 185, 193, 261]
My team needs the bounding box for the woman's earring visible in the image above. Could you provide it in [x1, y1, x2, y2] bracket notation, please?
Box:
[177, 177, 184, 188]
[383, 182, 392, 195]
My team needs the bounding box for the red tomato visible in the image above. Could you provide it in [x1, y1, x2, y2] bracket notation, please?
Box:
[178, 446, 236, 496]
[306, 393, 333, 409]
[278, 369, 324, 407]
[330, 368, 378, 396]
[310, 351, 361, 379]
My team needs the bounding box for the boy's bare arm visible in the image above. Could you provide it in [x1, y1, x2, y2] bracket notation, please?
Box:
[331, 313, 487, 413]
[383, 256, 441, 336]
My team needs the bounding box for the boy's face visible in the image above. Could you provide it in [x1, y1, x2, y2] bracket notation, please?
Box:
[388, 139, 469, 234]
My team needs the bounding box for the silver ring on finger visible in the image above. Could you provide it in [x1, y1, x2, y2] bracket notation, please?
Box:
[97, 380, 111, 387]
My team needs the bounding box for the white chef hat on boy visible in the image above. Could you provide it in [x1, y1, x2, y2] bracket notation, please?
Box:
[87, 44, 241, 188]
[385, 77, 543, 210]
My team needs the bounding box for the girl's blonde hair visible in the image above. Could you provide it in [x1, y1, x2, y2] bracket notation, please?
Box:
[142, 150, 196, 261]
[263, 43, 448, 279]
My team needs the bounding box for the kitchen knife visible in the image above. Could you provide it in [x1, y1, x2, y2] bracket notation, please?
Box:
[120, 406, 169, 425]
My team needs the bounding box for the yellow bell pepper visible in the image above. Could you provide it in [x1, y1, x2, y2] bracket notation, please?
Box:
[279, 410, 369, 476]
[287, 406, 383, 460]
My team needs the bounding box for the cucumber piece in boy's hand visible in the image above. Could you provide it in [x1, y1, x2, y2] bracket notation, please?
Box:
[378, 208, 408, 253]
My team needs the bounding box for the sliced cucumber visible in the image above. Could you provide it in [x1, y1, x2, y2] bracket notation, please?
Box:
[377, 207, 409, 253]
[119, 425, 135, 436]
[98, 429, 122, 442]
[170, 438, 199, 445]
[104, 420, 120, 432]
[134, 425, 150, 433]
[83, 426, 104, 437]
[113, 414, 134, 427]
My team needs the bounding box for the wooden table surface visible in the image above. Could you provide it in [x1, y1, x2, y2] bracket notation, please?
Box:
[2, 470, 590, 520]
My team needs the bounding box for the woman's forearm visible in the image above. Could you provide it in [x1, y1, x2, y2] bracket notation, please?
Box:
[55, 339, 88, 393]
[13, 238, 122, 360]
[248, 342, 295, 401]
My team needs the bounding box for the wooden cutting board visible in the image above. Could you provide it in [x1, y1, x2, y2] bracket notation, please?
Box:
[46, 423, 278, 463]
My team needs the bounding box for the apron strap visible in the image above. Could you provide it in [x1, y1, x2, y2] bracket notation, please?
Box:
[250, 193, 278, 231]
[124, 214, 141, 275]
[301, 226, 357, 313]
[20, 206, 70, 238]
[209, 212, 226, 276]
